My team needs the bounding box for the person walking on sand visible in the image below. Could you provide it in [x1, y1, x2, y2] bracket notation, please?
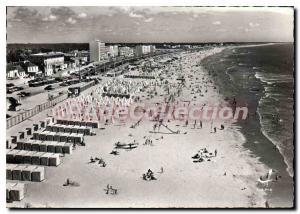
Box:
[200, 120, 202, 129]
[193, 120, 196, 129]
[214, 149, 217, 157]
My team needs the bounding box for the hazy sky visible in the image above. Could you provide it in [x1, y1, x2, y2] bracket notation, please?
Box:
[7, 6, 294, 43]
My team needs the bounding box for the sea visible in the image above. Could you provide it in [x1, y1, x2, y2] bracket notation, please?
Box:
[201, 43, 294, 207]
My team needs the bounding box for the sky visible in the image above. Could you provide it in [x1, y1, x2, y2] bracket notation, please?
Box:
[6, 6, 294, 43]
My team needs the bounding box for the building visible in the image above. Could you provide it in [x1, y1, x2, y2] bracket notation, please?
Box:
[107, 45, 119, 58]
[134, 45, 156, 57]
[29, 52, 65, 76]
[6, 63, 26, 79]
[119, 46, 134, 57]
[89, 40, 106, 62]
[20, 61, 41, 77]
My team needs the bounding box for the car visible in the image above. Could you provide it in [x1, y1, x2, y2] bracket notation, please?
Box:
[59, 82, 69, 87]
[44, 85, 54, 90]
[17, 92, 31, 97]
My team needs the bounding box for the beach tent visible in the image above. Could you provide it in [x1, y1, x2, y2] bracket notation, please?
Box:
[58, 125, 65, 133]
[53, 133, 60, 142]
[6, 138, 12, 149]
[6, 164, 17, 180]
[45, 124, 53, 131]
[26, 127, 32, 136]
[18, 132, 25, 140]
[64, 125, 72, 133]
[46, 132, 55, 141]
[9, 182, 25, 201]
[63, 143, 72, 154]
[31, 141, 40, 152]
[39, 141, 48, 152]
[32, 166, 45, 182]
[23, 151, 36, 165]
[12, 165, 26, 180]
[72, 125, 80, 134]
[40, 153, 50, 166]
[23, 141, 32, 151]
[84, 127, 91, 135]
[55, 142, 64, 154]
[33, 132, 40, 140]
[21, 165, 36, 181]
[33, 123, 40, 131]
[39, 120, 46, 128]
[17, 141, 24, 150]
[48, 153, 60, 166]
[6, 182, 16, 201]
[39, 131, 48, 141]
[15, 150, 30, 164]
[47, 142, 57, 153]
[31, 152, 44, 165]
[60, 133, 69, 143]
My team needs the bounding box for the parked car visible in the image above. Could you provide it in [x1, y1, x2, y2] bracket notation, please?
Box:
[44, 85, 54, 90]
[17, 92, 31, 97]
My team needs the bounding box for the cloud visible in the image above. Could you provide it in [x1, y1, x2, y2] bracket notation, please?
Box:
[50, 7, 76, 18]
[66, 17, 77, 24]
[78, 12, 87, 19]
[212, 21, 221, 25]
[249, 22, 260, 27]
[11, 7, 42, 24]
[144, 17, 153, 22]
[129, 12, 144, 18]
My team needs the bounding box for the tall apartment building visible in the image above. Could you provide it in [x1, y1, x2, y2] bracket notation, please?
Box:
[89, 40, 106, 62]
[134, 45, 156, 57]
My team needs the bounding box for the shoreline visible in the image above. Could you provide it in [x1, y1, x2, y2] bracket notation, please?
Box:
[201, 45, 294, 207]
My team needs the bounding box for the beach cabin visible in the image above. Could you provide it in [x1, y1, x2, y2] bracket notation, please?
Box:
[62, 143, 72, 154]
[55, 142, 64, 154]
[23, 151, 35, 165]
[6, 164, 17, 180]
[47, 142, 57, 153]
[8, 182, 25, 201]
[39, 141, 48, 152]
[17, 141, 24, 150]
[26, 127, 32, 136]
[40, 153, 50, 166]
[48, 153, 60, 166]
[21, 165, 35, 181]
[12, 165, 26, 180]
[15, 150, 30, 164]
[32, 166, 45, 182]
[31, 152, 44, 165]
[31, 141, 41, 152]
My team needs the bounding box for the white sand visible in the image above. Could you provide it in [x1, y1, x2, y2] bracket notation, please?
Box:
[8, 47, 268, 208]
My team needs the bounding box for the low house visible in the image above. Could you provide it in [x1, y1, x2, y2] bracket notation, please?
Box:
[6, 64, 26, 79]
[20, 61, 41, 77]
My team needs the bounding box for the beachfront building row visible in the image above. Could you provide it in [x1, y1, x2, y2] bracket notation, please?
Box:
[6, 61, 42, 79]
[89, 40, 156, 63]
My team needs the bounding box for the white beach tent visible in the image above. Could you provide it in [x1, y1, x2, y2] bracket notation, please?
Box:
[31, 166, 45, 182]
[6, 164, 17, 180]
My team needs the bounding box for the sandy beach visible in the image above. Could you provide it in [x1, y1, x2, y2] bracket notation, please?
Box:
[7, 47, 269, 208]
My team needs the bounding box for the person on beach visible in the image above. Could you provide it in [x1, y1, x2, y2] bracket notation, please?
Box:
[200, 120, 202, 129]
[214, 149, 217, 157]
[193, 120, 196, 129]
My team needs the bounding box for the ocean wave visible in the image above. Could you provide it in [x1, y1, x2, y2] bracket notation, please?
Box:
[257, 96, 294, 177]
